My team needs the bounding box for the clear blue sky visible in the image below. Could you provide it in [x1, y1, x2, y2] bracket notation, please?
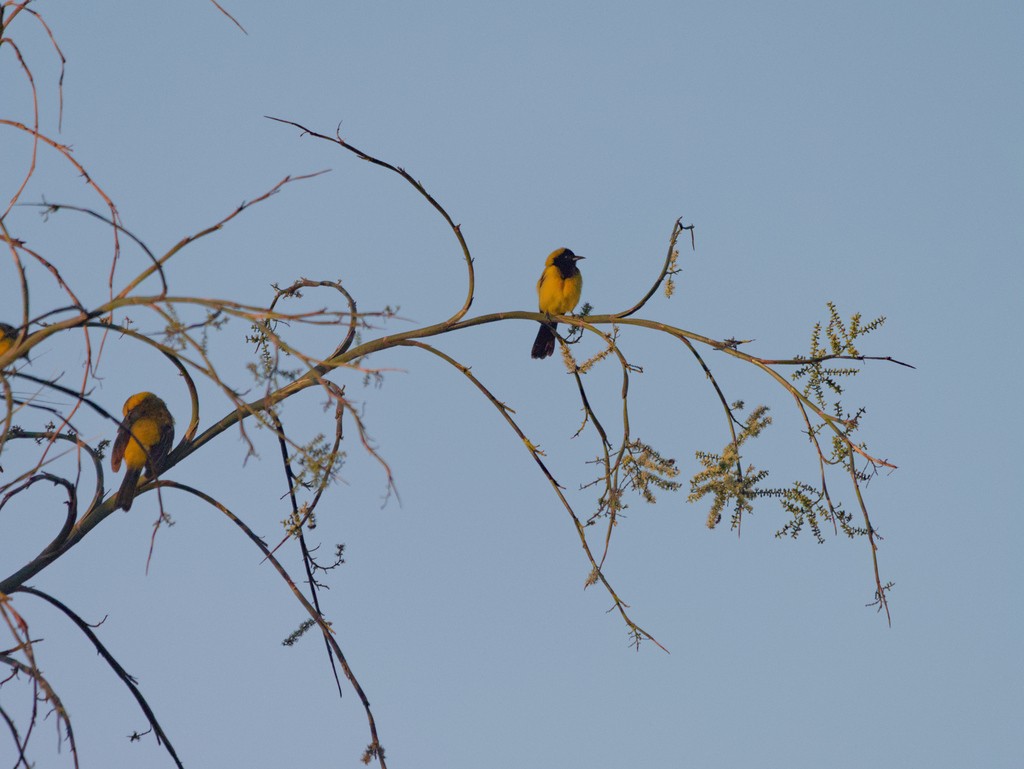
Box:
[2, 2, 1022, 767]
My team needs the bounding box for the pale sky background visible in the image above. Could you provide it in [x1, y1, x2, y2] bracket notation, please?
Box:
[2, 2, 1022, 768]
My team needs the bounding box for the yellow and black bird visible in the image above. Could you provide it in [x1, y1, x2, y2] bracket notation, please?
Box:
[0, 322, 27, 361]
[111, 391, 175, 511]
[531, 248, 585, 359]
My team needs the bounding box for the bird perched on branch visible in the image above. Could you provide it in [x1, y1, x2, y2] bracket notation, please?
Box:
[0, 322, 28, 362]
[531, 248, 584, 359]
[111, 392, 175, 511]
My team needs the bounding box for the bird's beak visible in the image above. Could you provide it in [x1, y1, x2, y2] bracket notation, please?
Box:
[573, 255, 585, 261]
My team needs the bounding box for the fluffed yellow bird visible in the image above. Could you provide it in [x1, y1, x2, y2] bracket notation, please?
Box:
[111, 392, 175, 511]
[531, 247, 585, 359]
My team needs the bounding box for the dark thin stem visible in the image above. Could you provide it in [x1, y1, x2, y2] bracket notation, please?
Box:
[266, 117, 475, 326]
[16, 587, 184, 768]
[156, 481, 387, 768]
[270, 411, 345, 700]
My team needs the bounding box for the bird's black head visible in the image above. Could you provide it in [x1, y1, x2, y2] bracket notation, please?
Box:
[553, 248, 584, 275]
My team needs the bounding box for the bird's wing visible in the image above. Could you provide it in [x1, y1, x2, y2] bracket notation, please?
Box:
[149, 419, 175, 474]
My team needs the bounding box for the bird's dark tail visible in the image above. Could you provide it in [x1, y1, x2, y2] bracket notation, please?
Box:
[531, 321, 557, 359]
[117, 467, 142, 511]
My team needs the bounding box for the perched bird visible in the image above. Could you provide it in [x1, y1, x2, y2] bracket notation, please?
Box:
[531, 248, 585, 359]
[0, 322, 27, 361]
[111, 392, 175, 511]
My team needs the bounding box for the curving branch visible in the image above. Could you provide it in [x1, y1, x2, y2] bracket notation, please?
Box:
[115, 170, 329, 301]
[0, 591, 79, 768]
[0, 119, 121, 263]
[612, 217, 695, 320]
[265, 117, 476, 326]
[396, 339, 668, 651]
[16, 587, 184, 768]
[155, 481, 388, 769]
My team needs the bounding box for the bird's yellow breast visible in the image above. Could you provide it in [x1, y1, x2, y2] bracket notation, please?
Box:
[122, 416, 167, 471]
[537, 266, 583, 316]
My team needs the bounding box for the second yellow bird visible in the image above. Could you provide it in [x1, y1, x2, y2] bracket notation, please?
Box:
[111, 391, 175, 511]
[531, 248, 585, 359]
[0, 322, 27, 362]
